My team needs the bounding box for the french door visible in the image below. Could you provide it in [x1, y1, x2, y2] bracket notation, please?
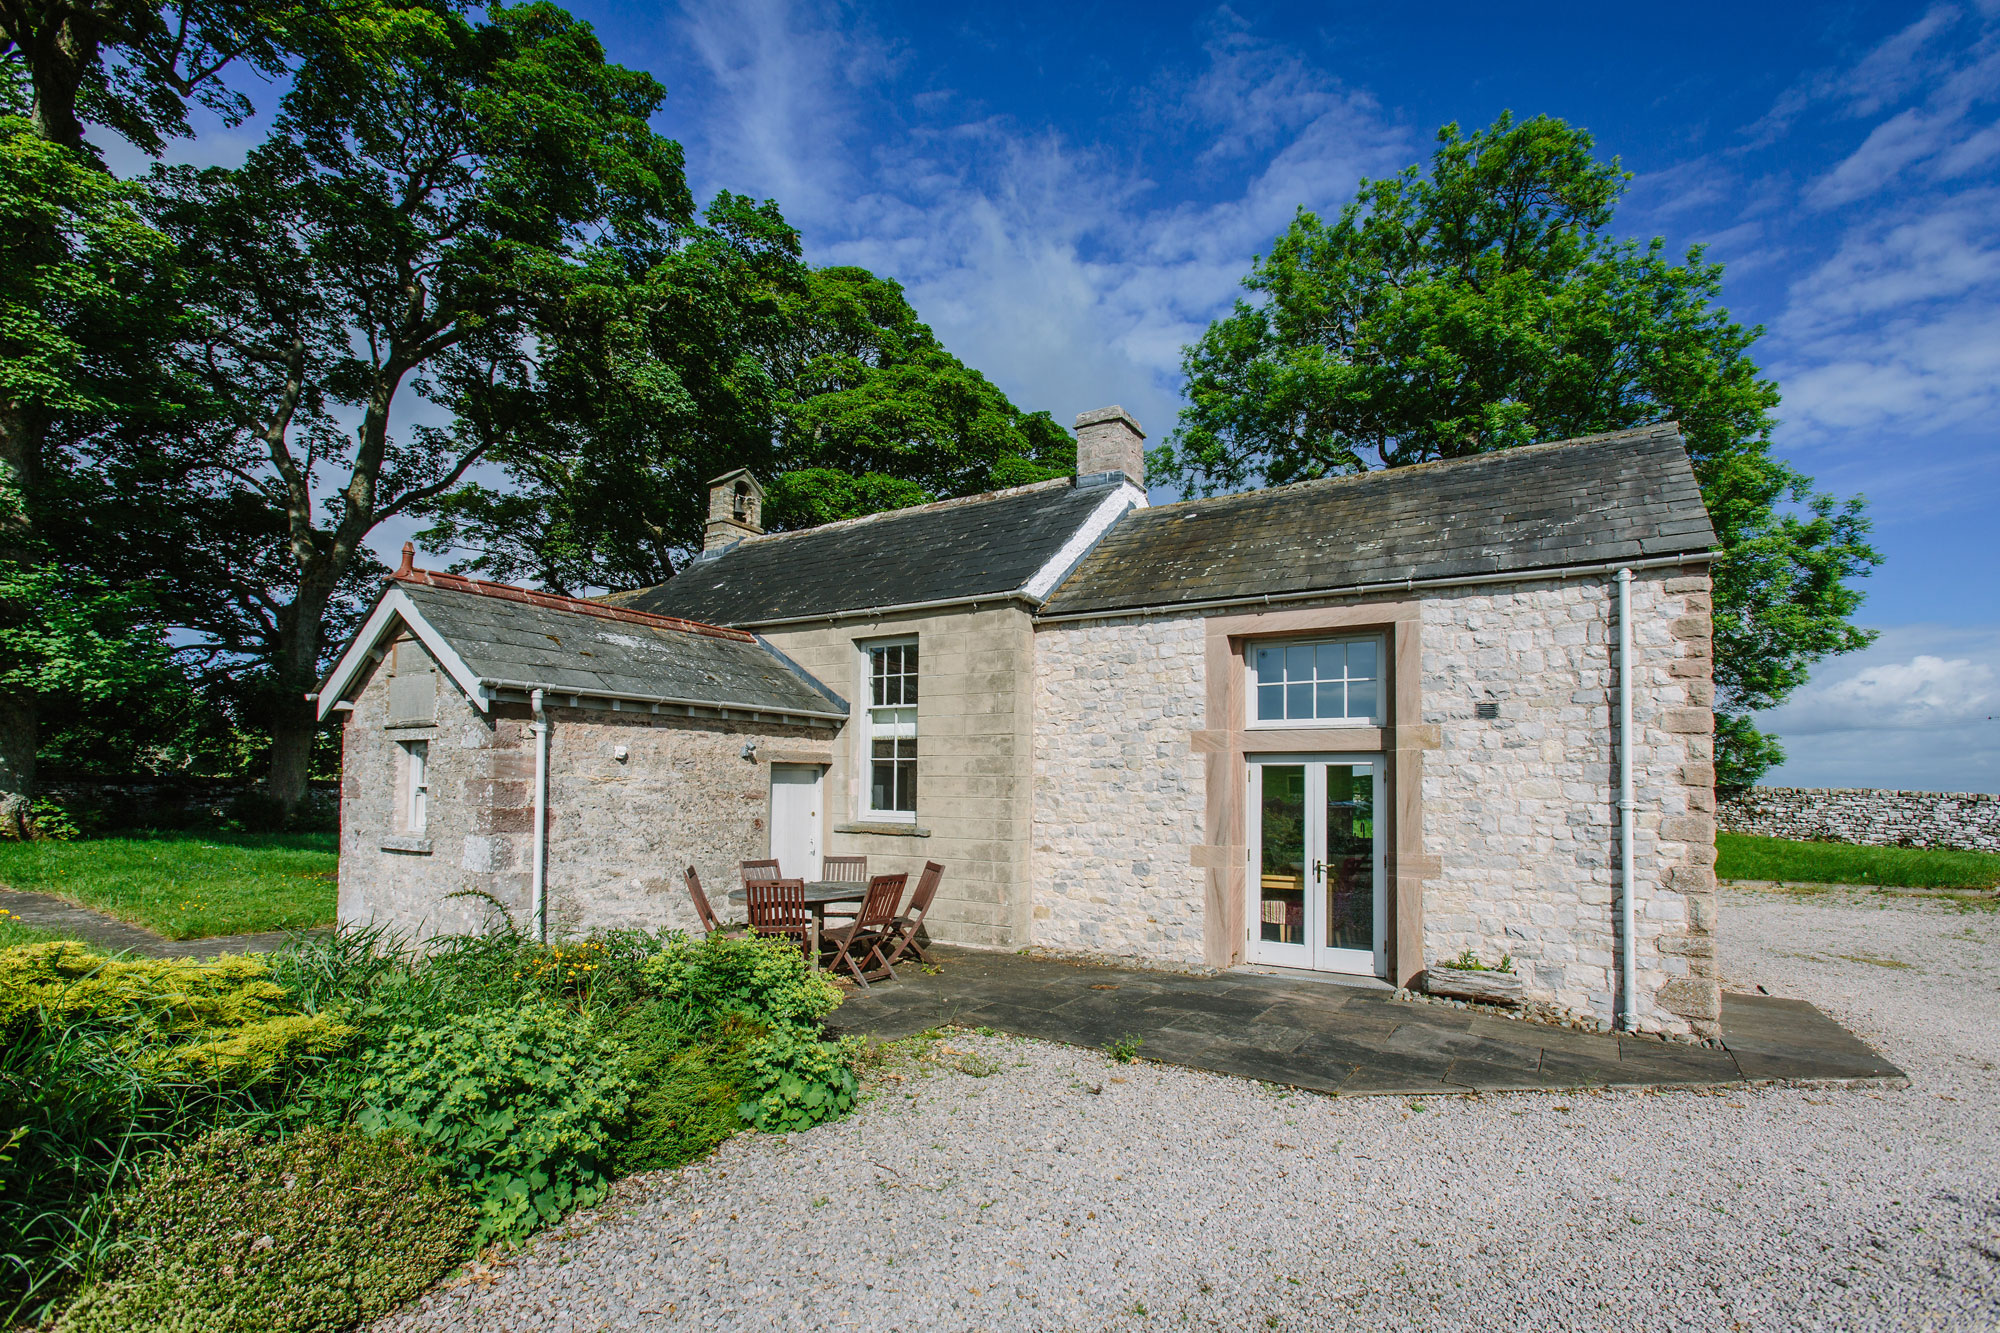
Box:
[1247, 756, 1384, 976]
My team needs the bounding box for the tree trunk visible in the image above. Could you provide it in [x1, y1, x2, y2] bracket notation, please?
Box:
[0, 690, 34, 839]
[0, 396, 38, 837]
[263, 580, 334, 813]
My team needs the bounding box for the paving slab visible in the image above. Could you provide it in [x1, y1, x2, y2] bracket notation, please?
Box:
[829, 946, 1909, 1096]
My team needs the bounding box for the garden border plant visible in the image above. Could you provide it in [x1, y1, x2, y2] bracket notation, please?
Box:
[5, 923, 866, 1330]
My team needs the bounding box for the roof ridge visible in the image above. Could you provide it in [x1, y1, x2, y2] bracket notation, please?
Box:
[710, 475, 1075, 550]
[390, 552, 756, 643]
[1146, 421, 1684, 515]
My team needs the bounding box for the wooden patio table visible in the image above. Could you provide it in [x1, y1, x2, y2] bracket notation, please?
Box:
[727, 882, 871, 969]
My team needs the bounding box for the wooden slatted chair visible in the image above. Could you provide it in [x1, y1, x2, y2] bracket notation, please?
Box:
[740, 858, 782, 885]
[880, 860, 945, 967]
[821, 872, 906, 990]
[684, 865, 724, 935]
[818, 855, 869, 924]
[745, 878, 813, 962]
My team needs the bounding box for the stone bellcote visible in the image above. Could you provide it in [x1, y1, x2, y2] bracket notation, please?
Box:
[1074, 406, 1145, 489]
[704, 468, 764, 552]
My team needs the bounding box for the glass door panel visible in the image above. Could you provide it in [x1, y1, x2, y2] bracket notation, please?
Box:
[1257, 764, 1309, 960]
[1248, 756, 1384, 976]
[1321, 763, 1377, 968]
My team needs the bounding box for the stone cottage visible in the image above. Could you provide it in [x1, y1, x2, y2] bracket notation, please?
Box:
[317, 411, 1721, 1035]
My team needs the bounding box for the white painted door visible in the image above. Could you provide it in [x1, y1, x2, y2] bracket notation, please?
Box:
[769, 764, 823, 881]
[1247, 756, 1385, 976]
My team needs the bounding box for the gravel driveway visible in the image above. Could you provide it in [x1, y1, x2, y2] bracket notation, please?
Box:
[377, 891, 2000, 1332]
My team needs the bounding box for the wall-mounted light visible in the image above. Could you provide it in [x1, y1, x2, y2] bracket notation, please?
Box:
[740, 740, 758, 761]
[612, 745, 628, 762]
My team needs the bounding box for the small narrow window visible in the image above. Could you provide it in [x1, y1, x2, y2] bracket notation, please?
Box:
[862, 639, 917, 818]
[400, 739, 429, 832]
[1250, 636, 1382, 725]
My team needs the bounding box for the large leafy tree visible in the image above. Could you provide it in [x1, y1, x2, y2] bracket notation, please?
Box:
[0, 109, 190, 831]
[422, 240, 1075, 594]
[0, 0, 320, 827]
[122, 0, 693, 810]
[1160, 112, 1879, 792]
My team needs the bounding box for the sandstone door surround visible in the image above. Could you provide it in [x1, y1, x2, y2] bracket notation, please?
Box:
[1189, 599, 1437, 983]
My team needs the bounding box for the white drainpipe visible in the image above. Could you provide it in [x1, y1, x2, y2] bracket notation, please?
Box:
[530, 688, 550, 943]
[1615, 567, 1637, 1031]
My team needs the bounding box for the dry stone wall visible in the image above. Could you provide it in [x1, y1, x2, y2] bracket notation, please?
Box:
[1720, 787, 2000, 854]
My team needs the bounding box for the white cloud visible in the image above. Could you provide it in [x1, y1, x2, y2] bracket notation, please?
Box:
[669, 0, 1411, 444]
[1778, 653, 1996, 733]
[1758, 626, 2000, 791]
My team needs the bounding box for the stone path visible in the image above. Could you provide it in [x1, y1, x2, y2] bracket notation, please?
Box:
[830, 946, 1906, 1094]
[0, 884, 310, 957]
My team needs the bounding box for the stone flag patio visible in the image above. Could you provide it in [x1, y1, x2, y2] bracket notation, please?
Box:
[829, 948, 1907, 1095]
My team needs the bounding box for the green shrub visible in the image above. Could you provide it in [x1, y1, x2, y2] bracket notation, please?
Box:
[0, 945, 355, 1322]
[738, 1029, 860, 1134]
[610, 1004, 755, 1173]
[54, 1127, 474, 1333]
[355, 1004, 629, 1244]
[641, 931, 842, 1037]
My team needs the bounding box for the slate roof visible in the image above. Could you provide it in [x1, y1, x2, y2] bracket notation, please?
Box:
[607, 478, 1118, 626]
[1039, 425, 1716, 619]
[334, 570, 846, 719]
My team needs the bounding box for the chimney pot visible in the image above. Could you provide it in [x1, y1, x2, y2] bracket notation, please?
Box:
[395, 542, 416, 577]
[1074, 405, 1145, 489]
[704, 468, 765, 553]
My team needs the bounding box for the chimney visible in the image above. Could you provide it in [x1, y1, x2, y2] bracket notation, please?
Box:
[1074, 406, 1145, 489]
[703, 468, 764, 553]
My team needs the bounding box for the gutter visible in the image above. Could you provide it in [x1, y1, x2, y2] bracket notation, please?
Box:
[1031, 551, 1712, 625]
[476, 677, 848, 724]
[728, 589, 1044, 631]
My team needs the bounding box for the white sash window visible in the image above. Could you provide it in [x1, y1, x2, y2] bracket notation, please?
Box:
[862, 638, 918, 818]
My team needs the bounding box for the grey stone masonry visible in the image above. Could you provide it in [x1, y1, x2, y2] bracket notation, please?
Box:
[1421, 569, 1718, 1036]
[1720, 786, 2000, 854]
[338, 633, 829, 941]
[1027, 566, 1719, 1037]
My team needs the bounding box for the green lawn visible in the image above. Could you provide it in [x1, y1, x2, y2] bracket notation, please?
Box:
[0, 832, 338, 940]
[1717, 833, 2000, 891]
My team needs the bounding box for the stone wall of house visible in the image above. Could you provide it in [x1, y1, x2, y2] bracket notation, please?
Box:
[1028, 616, 1209, 963]
[1719, 786, 2000, 854]
[1025, 565, 1719, 1036]
[760, 604, 1037, 949]
[538, 706, 831, 936]
[1419, 569, 1718, 1035]
[339, 635, 520, 938]
[337, 634, 831, 940]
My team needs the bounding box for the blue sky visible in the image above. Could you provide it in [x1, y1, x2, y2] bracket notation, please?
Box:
[139, 1, 2000, 791]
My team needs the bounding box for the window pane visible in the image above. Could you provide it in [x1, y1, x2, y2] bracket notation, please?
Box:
[871, 668, 884, 706]
[1316, 680, 1343, 719]
[1254, 646, 1281, 682]
[1347, 677, 1378, 720]
[1257, 682, 1284, 721]
[1315, 642, 1344, 680]
[1347, 639, 1377, 679]
[1286, 681, 1313, 718]
[1285, 644, 1313, 680]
